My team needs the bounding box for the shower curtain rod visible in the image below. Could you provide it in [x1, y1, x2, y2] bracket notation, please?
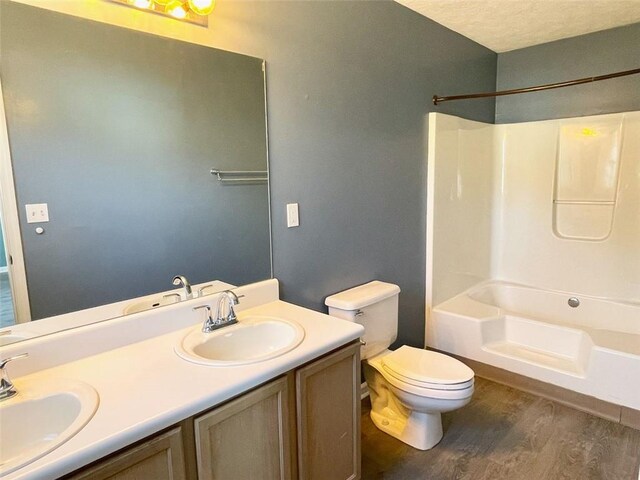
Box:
[432, 67, 640, 105]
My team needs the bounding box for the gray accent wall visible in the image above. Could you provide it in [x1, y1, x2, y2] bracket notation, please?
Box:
[2, 1, 497, 346]
[496, 23, 640, 124]
[203, 1, 497, 348]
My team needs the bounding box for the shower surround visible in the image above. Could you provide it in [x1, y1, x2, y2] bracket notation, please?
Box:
[426, 111, 640, 411]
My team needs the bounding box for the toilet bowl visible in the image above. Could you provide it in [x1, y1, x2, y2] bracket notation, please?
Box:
[364, 346, 473, 450]
[325, 281, 474, 450]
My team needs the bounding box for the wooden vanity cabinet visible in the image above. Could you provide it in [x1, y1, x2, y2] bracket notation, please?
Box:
[193, 374, 295, 480]
[66, 427, 186, 480]
[295, 342, 361, 480]
[193, 341, 361, 480]
[64, 341, 360, 480]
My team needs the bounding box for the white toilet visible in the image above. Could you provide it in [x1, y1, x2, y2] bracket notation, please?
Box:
[325, 281, 474, 450]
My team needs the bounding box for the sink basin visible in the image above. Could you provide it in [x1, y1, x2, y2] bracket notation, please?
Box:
[123, 294, 181, 315]
[175, 316, 305, 366]
[0, 379, 99, 476]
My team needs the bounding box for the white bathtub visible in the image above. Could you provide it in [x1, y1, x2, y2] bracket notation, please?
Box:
[428, 281, 640, 410]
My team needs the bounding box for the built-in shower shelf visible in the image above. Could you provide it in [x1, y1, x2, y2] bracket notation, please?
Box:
[553, 200, 615, 205]
[552, 118, 623, 240]
[483, 341, 586, 377]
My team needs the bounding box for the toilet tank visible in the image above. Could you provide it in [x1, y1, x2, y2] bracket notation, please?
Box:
[325, 281, 401, 359]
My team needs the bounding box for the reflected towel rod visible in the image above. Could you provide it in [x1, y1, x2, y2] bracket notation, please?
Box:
[433, 67, 640, 105]
[210, 168, 268, 184]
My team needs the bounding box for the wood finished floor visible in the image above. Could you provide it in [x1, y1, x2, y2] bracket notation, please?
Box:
[362, 377, 640, 480]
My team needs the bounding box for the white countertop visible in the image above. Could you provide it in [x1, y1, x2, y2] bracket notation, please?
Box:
[0, 280, 236, 345]
[2, 280, 364, 480]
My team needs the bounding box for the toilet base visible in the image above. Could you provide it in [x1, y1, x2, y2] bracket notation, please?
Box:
[370, 408, 443, 450]
[364, 360, 447, 450]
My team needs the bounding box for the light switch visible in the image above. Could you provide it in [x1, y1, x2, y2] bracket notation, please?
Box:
[25, 203, 49, 223]
[286, 203, 299, 228]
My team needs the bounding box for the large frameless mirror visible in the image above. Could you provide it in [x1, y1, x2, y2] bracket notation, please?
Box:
[0, 2, 271, 345]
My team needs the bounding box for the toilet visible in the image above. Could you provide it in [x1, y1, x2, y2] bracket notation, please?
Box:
[325, 281, 474, 450]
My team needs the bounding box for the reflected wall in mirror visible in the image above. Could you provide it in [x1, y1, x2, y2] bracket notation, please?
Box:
[0, 2, 271, 337]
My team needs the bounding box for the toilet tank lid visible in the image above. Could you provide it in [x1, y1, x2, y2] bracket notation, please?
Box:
[325, 281, 401, 310]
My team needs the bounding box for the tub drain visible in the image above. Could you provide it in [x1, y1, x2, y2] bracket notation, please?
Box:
[568, 297, 580, 308]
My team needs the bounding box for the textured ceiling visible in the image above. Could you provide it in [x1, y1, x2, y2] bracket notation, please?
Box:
[395, 0, 640, 52]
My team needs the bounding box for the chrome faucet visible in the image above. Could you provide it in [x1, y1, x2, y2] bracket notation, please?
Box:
[217, 290, 240, 324]
[0, 353, 28, 401]
[193, 290, 240, 333]
[172, 275, 193, 300]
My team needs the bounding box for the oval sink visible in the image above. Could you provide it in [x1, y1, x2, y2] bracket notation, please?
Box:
[0, 379, 99, 476]
[176, 316, 305, 366]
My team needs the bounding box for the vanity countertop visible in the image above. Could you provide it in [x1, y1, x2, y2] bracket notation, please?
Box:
[2, 280, 364, 480]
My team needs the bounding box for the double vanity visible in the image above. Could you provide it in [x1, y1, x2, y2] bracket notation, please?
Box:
[0, 279, 365, 479]
[1, 6, 362, 479]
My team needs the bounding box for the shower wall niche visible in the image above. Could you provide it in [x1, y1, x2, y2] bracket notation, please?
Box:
[553, 118, 624, 241]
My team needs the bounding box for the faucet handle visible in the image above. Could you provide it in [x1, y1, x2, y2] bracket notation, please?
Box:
[0, 353, 28, 370]
[0, 353, 28, 401]
[197, 284, 214, 297]
[193, 305, 216, 333]
[225, 290, 240, 304]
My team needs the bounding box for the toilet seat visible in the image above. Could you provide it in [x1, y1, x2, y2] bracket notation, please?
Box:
[376, 365, 474, 400]
[383, 367, 474, 391]
[381, 346, 474, 391]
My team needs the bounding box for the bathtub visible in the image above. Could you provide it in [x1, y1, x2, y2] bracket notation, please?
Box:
[428, 281, 640, 410]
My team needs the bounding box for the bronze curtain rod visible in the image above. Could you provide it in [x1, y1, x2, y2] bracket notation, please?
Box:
[432, 67, 640, 105]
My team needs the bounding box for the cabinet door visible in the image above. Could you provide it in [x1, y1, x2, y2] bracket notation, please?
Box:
[194, 375, 293, 480]
[67, 427, 186, 480]
[296, 342, 361, 480]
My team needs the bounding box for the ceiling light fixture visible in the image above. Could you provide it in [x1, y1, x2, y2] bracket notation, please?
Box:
[188, 0, 215, 16]
[110, 0, 213, 26]
[130, 0, 153, 8]
[165, 0, 188, 19]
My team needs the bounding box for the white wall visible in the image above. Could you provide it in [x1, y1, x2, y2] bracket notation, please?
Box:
[427, 111, 640, 333]
[426, 113, 494, 309]
[493, 111, 640, 301]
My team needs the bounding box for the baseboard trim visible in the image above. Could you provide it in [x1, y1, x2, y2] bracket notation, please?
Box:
[438, 350, 639, 430]
[621, 406, 640, 430]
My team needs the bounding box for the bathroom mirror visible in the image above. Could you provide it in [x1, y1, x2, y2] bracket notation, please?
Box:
[0, 3, 271, 342]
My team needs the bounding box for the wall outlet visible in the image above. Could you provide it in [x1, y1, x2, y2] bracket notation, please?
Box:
[286, 203, 299, 228]
[25, 203, 49, 223]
